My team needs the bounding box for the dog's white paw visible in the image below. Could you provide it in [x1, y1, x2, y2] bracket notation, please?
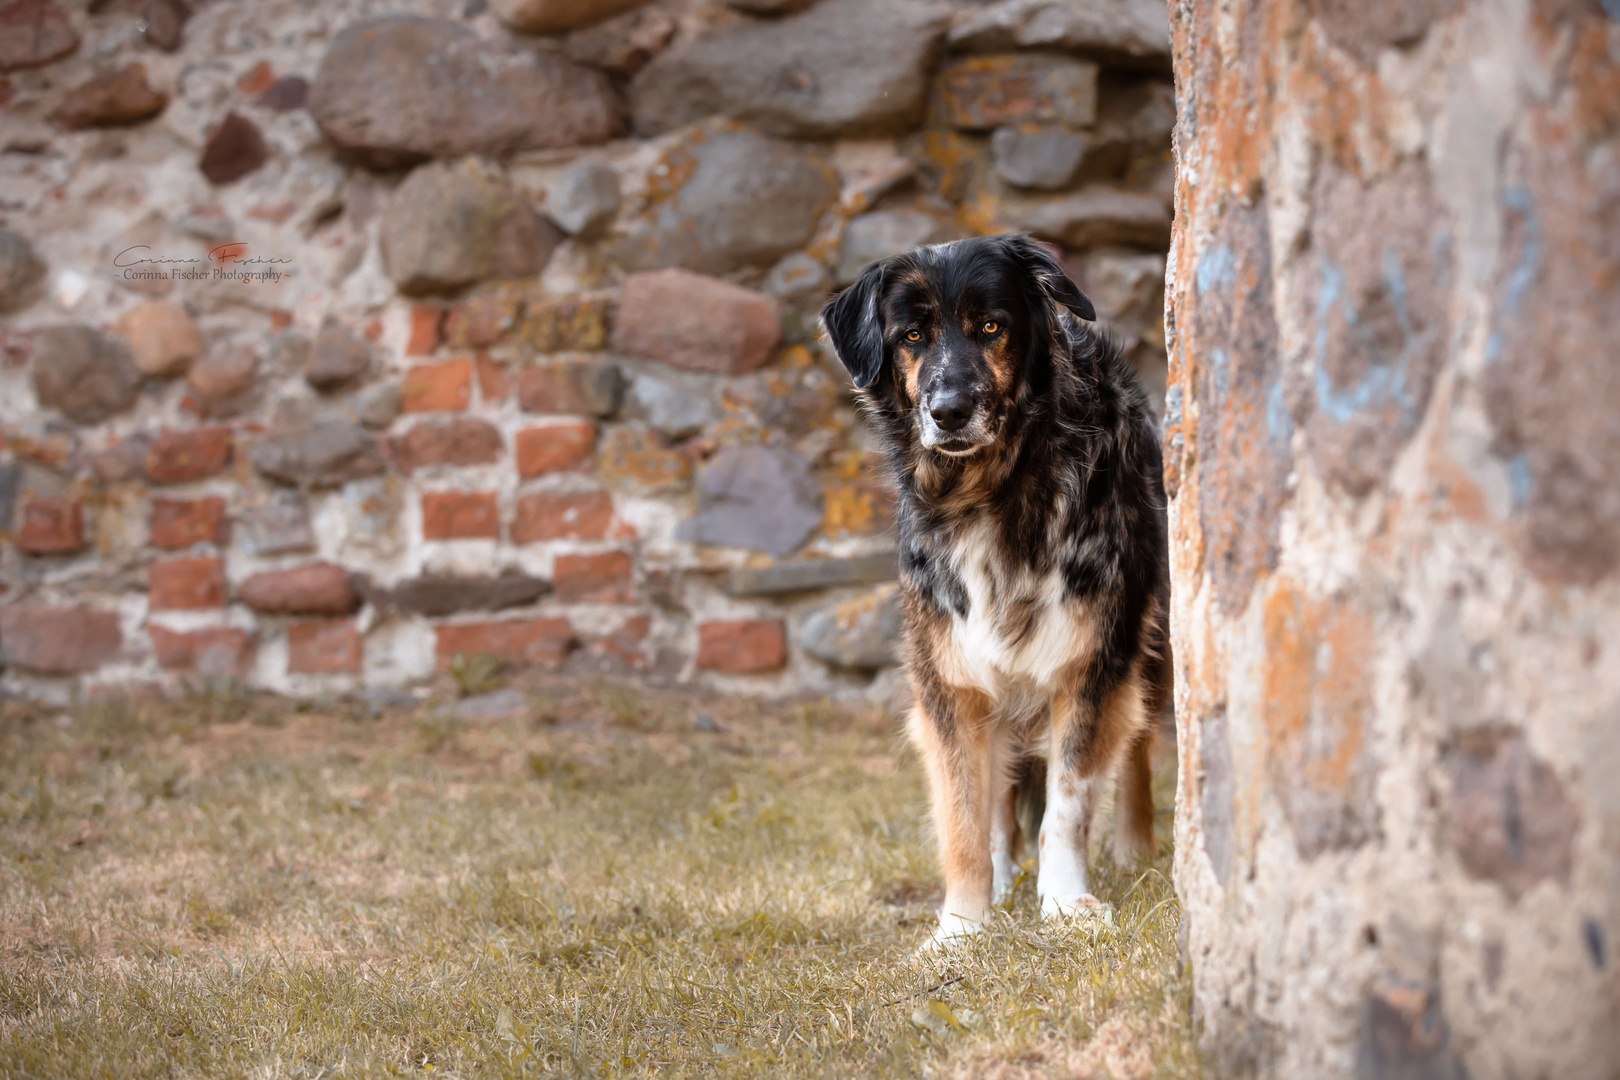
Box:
[1039, 892, 1115, 927]
[916, 911, 984, 953]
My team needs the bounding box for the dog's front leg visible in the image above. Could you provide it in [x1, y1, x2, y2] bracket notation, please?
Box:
[908, 682, 997, 949]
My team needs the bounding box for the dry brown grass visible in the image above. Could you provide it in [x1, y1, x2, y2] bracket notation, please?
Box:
[0, 678, 1201, 1079]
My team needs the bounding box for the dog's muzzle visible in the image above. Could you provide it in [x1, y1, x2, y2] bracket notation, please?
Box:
[919, 388, 993, 454]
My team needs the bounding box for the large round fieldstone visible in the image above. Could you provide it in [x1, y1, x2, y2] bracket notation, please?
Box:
[630, 0, 950, 139]
[490, 0, 653, 33]
[309, 17, 624, 168]
[948, 0, 1171, 63]
[835, 210, 951, 286]
[0, 0, 79, 71]
[798, 585, 902, 669]
[615, 129, 837, 274]
[380, 158, 563, 296]
[676, 445, 823, 557]
[0, 226, 45, 312]
[32, 325, 140, 425]
[249, 414, 387, 489]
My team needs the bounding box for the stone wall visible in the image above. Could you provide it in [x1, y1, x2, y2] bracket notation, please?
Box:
[0, 0, 1175, 702]
[1166, 0, 1619, 1075]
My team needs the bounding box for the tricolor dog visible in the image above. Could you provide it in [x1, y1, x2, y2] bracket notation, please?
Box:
[821, 234, 1168, 948]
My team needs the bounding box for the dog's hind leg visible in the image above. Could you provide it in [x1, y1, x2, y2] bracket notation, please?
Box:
[990, 770, 1021, 907]
[1112, 726, 1156, 865]
[1039, 680, 1144, 919]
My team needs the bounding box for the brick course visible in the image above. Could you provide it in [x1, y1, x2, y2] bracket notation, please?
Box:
[400, 358, 473, 413]
[150, 496, 227, 549]
[148, 625, 251, 675]
[695, 619, 787, 673]
[514, 422, 596, 477]
[148, 556, 227, 610]
[145, 427, 232, 484]
[434, 617, 574, 669]
[286, 620, 362, 674]
[511, 490, 614, 542]
[17, 495, 86, 553]
[553, 550, 632, 603]
[421, 491, 500, 540]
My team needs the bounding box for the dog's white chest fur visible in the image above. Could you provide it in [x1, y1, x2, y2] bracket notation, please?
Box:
[939, 518, 1097, 696]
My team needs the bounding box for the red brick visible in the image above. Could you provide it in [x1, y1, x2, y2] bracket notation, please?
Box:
[421, 491, 500, 540]
[148, 625, 251, 676]
[477, 353, 511, 403]
[434, 617, 574, 670]
[405, 305, 443, 356]
[611, 269, 781, 375]
[148, 556, 227, 610]
[443, 296, 516, 348]
[0, 606, 122, 673]
[400, 358, 473, 413]
[238, 562, 359, 615]
[553, 550, 632, 603]
[17, 496, 86, 554]
[511, 490, 614, 543]
[696, 619, 787, 673]
[150, 496, 226, 549]
[590, 613, 650, 667]
[515, 421, 595, 477]
[145, 427, 232, 484]
[287, 619, 361, 674]
[516, 361, 613, 415]
[388, 418, 503, 475]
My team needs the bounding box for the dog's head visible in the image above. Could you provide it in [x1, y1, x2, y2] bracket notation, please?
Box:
[820, 233, 1095, 456]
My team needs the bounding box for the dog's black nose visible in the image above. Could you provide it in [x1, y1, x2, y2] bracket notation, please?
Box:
[929, 390, 973, 433]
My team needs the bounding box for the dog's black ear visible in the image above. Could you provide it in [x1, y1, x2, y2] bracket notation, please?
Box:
[820, 263, 888, 389]
[1005, 234, 1096, 322]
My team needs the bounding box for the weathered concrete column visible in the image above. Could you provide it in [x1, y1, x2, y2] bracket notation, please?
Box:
[1164, 0, 1620, 1075]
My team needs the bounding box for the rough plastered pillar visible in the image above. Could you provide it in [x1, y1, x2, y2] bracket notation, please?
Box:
[1163, 0, 1620, 1075]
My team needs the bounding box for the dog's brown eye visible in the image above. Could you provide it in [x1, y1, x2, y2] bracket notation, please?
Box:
[982, 320, 1000, 335]
[906, 329, 922, 342]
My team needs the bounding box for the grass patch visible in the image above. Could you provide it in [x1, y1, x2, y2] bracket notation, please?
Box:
[0, 680, 1199, 1078]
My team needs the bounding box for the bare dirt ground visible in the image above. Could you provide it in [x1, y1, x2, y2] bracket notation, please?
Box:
[0, 678, 1198, 1079]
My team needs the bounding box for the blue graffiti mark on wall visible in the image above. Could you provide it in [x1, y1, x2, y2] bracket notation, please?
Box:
[1313, 258, 1343, 389]
[1499, 188, 1541, 316]
[1486, 187, 1542, 366]
[1312, 252, 1433, 428]
[1266, 378, 1291, 444]
[1507, 454, 1533, 514]
[1196, 243, 1234, 296]
[1209, 347, 1230, 399]
[1382, 248, 1416, 344]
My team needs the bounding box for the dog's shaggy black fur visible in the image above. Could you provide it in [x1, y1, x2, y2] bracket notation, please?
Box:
[822, 233, 1168, 944]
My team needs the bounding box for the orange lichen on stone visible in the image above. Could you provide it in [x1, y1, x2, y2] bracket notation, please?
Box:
[1260, 577, 1376, 856]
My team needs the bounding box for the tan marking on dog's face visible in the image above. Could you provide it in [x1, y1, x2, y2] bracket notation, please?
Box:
[896, 335, 925, 403]
[891, 270, 935, 404]
[967, 312, 1019, 399]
